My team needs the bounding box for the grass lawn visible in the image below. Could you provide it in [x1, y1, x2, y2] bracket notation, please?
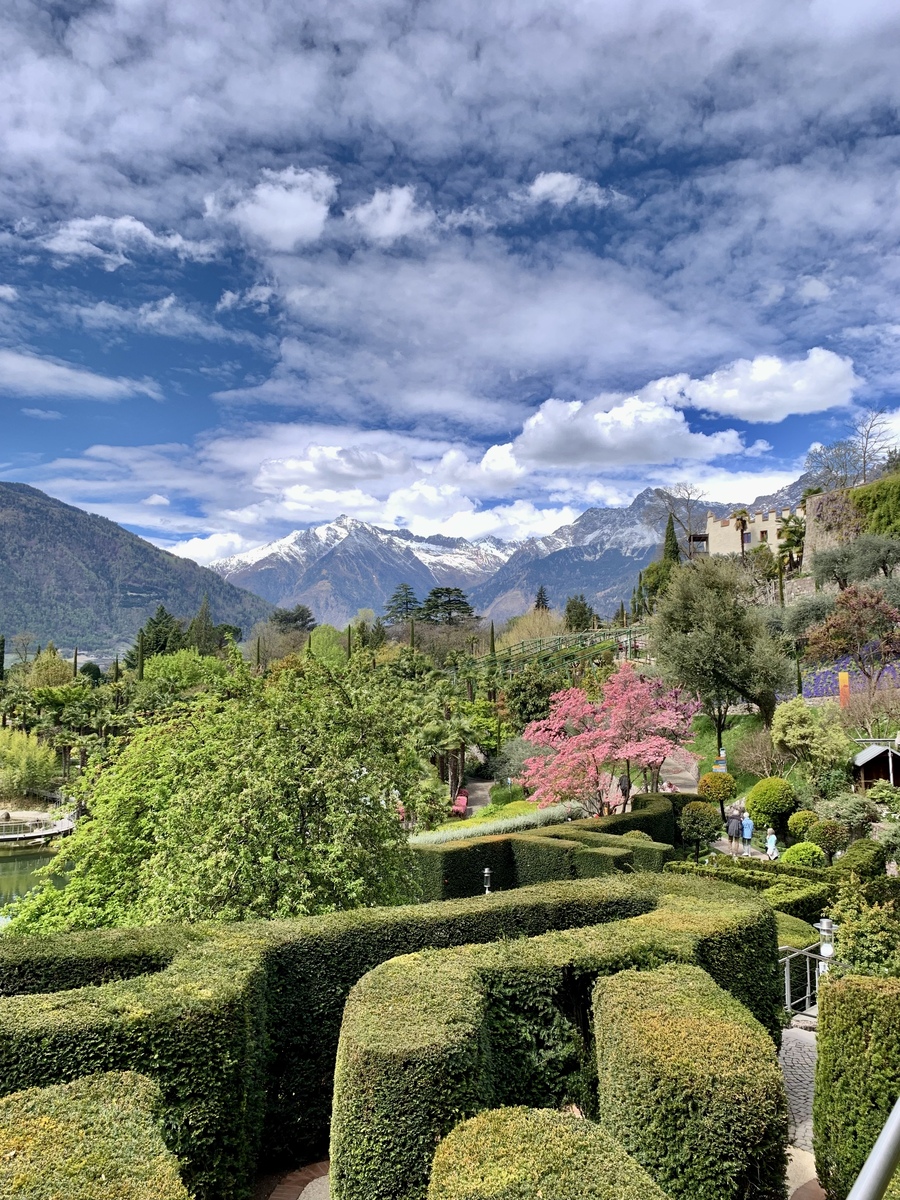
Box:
[435, 799, 537, 831]
[688, 713, 764, 798]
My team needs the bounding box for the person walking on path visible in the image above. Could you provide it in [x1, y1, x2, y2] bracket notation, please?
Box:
[726, 808, 743, 857]
[741, 812, 755, 857]
[766, 827, 779, 860]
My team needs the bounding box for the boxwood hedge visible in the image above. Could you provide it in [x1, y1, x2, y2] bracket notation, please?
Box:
[665, 860, 835, 920]
[814, 974, 900, 1200]
[427, 1106, 673, 1200]
[0, 877, 655, 1199]
[594, 963, 788, 1200]
[329, 876, 782, 1200]
[415, 797, 675, 900]
[0, 1071, 190, 1200]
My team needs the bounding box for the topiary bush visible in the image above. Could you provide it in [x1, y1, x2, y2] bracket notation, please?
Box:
[698, 771, 737, 810]
[808, 819, 851, 864]
[621, 828, 653, 841]
[814, 975, 900, 1200]
[788, 809, 820, 842]
[0, 1072, 190, 1200]
[746, 777, 796, 831]
[427, 1106, 673, 1200]
[679, 801, 722, 861]
[831, 837, 886, 878]
[594, 963, 788, 1200]
[781, 841, 827, 868]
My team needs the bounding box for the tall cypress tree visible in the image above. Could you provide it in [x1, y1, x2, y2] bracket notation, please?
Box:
[136, 631, 145, 681]
[72, 646, 78, 677]
[0, 635, 5, 683]
[663, 513, 681, 564]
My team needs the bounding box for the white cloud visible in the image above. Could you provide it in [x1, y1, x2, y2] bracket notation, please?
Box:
[217, 167, 337, 252]
[41, 216, 215, 270]
[345, 186, 434, 243]
[0, 350, 160, 401]
[215, 285, 275, 312]
[142, 493, 170, 506]
[526, 172, 612, 209]
[164, 531, 255, 565]
[513, 392, 744, 468]
[0, 285, 18, 302]
[660, 348, 860, 422]
[21, 407, 62, 419]
[72, 295, 255, 343]
[798, 277, 832, 303]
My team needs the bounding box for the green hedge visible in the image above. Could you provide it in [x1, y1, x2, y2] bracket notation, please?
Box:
[665, 860, 835, 920]
[832, 839, 887, 878]
[814, 975, 900, 1200]
[594, 963, 788, 1200]
[329, 877, 782, 1200]
[427, 1106, 672, 1200]
[573, 846, 633, 877]
[0, 877, 662, 1199]
[539, 825, 672, 871]
[0, 1071, 190, 1200]
[415, 798, 675, 900]
[664, 861, 774, 891]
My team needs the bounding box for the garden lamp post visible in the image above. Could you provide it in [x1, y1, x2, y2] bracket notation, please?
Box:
[814, 918, 837, 974]
[483, 867, 492, 895]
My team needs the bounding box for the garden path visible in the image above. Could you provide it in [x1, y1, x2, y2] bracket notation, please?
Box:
[781, 1025, 825, 1200]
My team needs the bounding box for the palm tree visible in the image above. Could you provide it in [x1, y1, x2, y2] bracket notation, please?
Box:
[777, 513, 806, 573]
[731, 508, 750, 561]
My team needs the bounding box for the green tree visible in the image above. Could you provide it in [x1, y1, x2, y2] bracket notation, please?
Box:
[534, 586, 550, 611]
[731, 508, 750, 561]
[564, 594, 594, 632]
[6, 658, 432, 933]
[270, 604, 317, 633]
[651, 557, 793, 734]
[124, 606, 185, 667]
[777, 513, 806, 573]
[384, 583, 420, 624]
[679, 800, 722, 861]
[419, 587, 477, 625]
[502, 662, 568, 731]
[185, 595, 218, 656]
[663, 513, 680, 564]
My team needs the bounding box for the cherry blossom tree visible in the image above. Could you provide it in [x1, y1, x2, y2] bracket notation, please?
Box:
[520, 662, 699, 814]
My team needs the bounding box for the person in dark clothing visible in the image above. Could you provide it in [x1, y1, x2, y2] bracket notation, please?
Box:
[726, 808, 743, 857]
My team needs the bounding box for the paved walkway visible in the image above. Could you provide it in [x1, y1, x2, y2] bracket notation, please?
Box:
[781, 1027, 817, 1153]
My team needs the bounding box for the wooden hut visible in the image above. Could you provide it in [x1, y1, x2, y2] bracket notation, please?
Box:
[853, 744, 900, 789]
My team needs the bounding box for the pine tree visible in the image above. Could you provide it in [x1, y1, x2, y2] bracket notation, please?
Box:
[185, 596, 217, 656]
[534, 586, 550, 610]
[270, 605, 316, 633]
[137, 630, 144, 682]
[419, 587, 477, 625]
[564, 594, 595, 632]
[663, 513, 681, 564]
[384, 583, 420, 624]
[72, 646, 78, 678]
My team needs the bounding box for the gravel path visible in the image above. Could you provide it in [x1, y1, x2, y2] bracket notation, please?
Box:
[781, 1027, 817, 1153]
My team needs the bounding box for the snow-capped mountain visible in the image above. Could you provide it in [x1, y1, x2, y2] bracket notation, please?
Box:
[208, 478, 805, 627]
[210, 515, 518, 626]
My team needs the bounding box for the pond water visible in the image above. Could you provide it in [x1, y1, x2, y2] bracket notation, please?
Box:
[0, 849, 54, 907]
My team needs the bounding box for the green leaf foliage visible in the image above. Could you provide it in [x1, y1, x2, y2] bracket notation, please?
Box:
[6, 658, 438, 932]
[697, 770, 737, 804]
[746, 777, 797, 830]
[787, 809, 820, 841]
[0, 1072, 190, 1200]
[427, 1106, 672, 1200]
[781, 841, 827, 868]
[594, 963, 788, 1200]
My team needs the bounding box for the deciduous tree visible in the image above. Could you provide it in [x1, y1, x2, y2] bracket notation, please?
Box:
[805, 585, 900, 694]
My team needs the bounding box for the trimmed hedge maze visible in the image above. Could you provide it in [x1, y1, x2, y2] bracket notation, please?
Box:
[415, 795, 675, 900]
[330, 875, 784, 1200]
[0, 1072, 189, 1200]
[0, 877, 656, 1200]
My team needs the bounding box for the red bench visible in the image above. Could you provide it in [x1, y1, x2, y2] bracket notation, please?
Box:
[450, 790, 468, 817]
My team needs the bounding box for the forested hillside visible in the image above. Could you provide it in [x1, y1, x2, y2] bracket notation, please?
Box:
[0, 482, 271, 652]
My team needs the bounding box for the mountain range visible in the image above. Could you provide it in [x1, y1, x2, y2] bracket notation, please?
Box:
[210, 475, 811, 626]
[0, 482, 271, 655]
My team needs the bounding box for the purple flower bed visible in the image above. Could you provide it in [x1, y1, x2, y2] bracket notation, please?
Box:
[800, 655, 900, 699]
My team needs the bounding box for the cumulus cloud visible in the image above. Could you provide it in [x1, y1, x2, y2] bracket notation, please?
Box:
[41, 216, 215, 270]
[0, 350, 159, 401]
[216, 167, 337, 252]
[526, 172, 612, 209]
[660, 348, 860, 422]
[345, 186, 434, 242]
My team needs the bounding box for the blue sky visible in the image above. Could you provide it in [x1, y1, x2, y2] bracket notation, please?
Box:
[1, 0, 899, 561]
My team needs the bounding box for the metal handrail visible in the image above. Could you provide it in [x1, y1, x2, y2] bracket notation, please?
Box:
[847, 1097, 900, 1200]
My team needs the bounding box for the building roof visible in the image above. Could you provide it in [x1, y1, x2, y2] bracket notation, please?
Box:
[853, 744, 900, 767]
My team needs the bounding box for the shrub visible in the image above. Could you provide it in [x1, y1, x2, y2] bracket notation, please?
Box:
[697, 771, 737, 807]
[829, 879, 900, 975]
[539, 824, 672, 872]
[866, 779, 900, 818]
[0, 878, 646, 1197]
[679, 801, 722, 859]
[427, 1106, 672, 1200]
[0, 728, 58, 797]
[831, 837, 886, 879]
[781, 841, 827, 868]
[329, 879, 782, 1200]
[761, 882, 834, 923]
[788, 809, 820, 842]
[487, 782, 527, 807]
[621, 828, 652, 841]
[746, 777, 796, 831]
[0, 1072, 189, 1200]
[814, 975, 900, 1199]
[410, 801, 581, 845]
[594, 963, 788, 1200]
[808, 819, 851, 864]
[816, 795, 879, 839]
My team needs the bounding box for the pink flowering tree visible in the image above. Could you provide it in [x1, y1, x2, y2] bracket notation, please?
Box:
[520, 662, 699, 814]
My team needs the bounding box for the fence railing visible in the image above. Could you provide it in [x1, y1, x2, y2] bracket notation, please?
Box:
[846, 1097, 900, 1200]
[779, 943, 830, 1015]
